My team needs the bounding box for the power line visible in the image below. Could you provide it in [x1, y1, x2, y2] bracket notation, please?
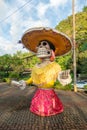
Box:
[0, 0, 34, 44]
[2, 2, 37, 43]
[4, 0, 36, 29]
[0, 0, 32, 23]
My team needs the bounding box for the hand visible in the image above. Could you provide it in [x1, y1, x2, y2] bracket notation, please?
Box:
[58, 69, 72, 86]
[59, 70, 70, 79]
[19, 80, 26, 90]
[11, 80, 26, 90]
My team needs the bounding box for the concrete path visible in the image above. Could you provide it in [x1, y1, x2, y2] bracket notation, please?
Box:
[0, 83, 87, 130]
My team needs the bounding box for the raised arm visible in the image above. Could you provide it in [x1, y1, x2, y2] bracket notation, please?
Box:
[11, 77, 33, 90]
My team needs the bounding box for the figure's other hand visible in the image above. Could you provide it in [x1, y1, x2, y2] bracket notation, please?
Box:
[11, 80, 26, 90]
[58, 69, 72, 86]
[19, 80, 26, 90]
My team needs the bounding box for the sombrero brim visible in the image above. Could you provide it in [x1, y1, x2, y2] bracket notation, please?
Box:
[21, 27, 72, 56]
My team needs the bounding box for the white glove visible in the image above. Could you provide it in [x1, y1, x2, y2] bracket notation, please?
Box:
[11, 80, 26, 90]
[58, 70, 72, 86]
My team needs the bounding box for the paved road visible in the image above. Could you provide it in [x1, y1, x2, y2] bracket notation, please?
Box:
[0, 83, 87, 130]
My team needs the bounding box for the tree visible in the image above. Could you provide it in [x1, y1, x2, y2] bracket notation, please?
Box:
[83, 6, 87, 12]
[77, 50, 87, 74]
[55, 8, 87, 75]
[0, 54, 13, 78]
[55, 54, 72, 70]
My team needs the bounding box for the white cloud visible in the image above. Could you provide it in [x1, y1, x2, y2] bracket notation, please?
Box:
[37, 2, 49, 18]
[0, 1, 8, 20]
[0, 0, 86, 56]
[36, 0, 69, 25]
[22, 17, 51, 29]
[9, 12, 23, 41]
[6, 0, 51, 42]
[0, 37, 13, 55]
[49, 0, 68, 7]
[75, 0, 84, 13]
[9, 12, 51, 42]
[0, 0, 51, 56]
[0, 36, 28, 55]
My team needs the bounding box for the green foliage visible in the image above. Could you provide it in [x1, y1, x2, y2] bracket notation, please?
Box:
[77, 50, 87, 74]
[83, 6, 87, 12]
[4, 78, 11, 84]
[24, 56, 40, 68]
[55, 7, 87, 76]
[0, 71, 6, 78]
[0, 51, 40, 80]
[9, 72, 20, 80]
[55, 16, 73, 38]
[54, 80, 72, 90]
[0, 54, 12, 71]
[56, 12, 87, 43]
[79, 42, 87, 52]
[84, 85, 87, 89]
[55, 54, 72, 70]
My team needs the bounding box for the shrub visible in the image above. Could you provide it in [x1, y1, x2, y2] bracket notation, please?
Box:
[54, 80, 72, 90]
[84, 85, 87, 89]
[4, 78, 11, 84]
[9, 72, 20, 80]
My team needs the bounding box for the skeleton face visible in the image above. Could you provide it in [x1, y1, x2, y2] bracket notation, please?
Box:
[36, 41, 52, 58]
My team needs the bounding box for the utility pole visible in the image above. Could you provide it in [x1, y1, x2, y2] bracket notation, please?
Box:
[72, 0, 77, 92]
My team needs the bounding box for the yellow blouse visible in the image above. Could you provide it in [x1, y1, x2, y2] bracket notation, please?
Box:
[30, 62, 61, 88]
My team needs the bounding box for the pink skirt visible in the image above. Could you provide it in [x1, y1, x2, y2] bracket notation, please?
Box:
[30, 89, 64, 116]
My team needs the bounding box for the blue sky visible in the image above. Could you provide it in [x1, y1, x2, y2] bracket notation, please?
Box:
[0, 0, 87, 55]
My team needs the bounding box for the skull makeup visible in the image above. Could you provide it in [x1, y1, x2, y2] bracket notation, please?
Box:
[36, 40, 52, 58]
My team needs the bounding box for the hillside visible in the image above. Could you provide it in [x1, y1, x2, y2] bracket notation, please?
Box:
[55, 7, 87, 75]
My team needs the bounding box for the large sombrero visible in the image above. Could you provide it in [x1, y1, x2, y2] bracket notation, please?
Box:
[21, 27, 72, 56]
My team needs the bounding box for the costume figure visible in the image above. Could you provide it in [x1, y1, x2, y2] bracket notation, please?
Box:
[12, 27, 72, 116]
